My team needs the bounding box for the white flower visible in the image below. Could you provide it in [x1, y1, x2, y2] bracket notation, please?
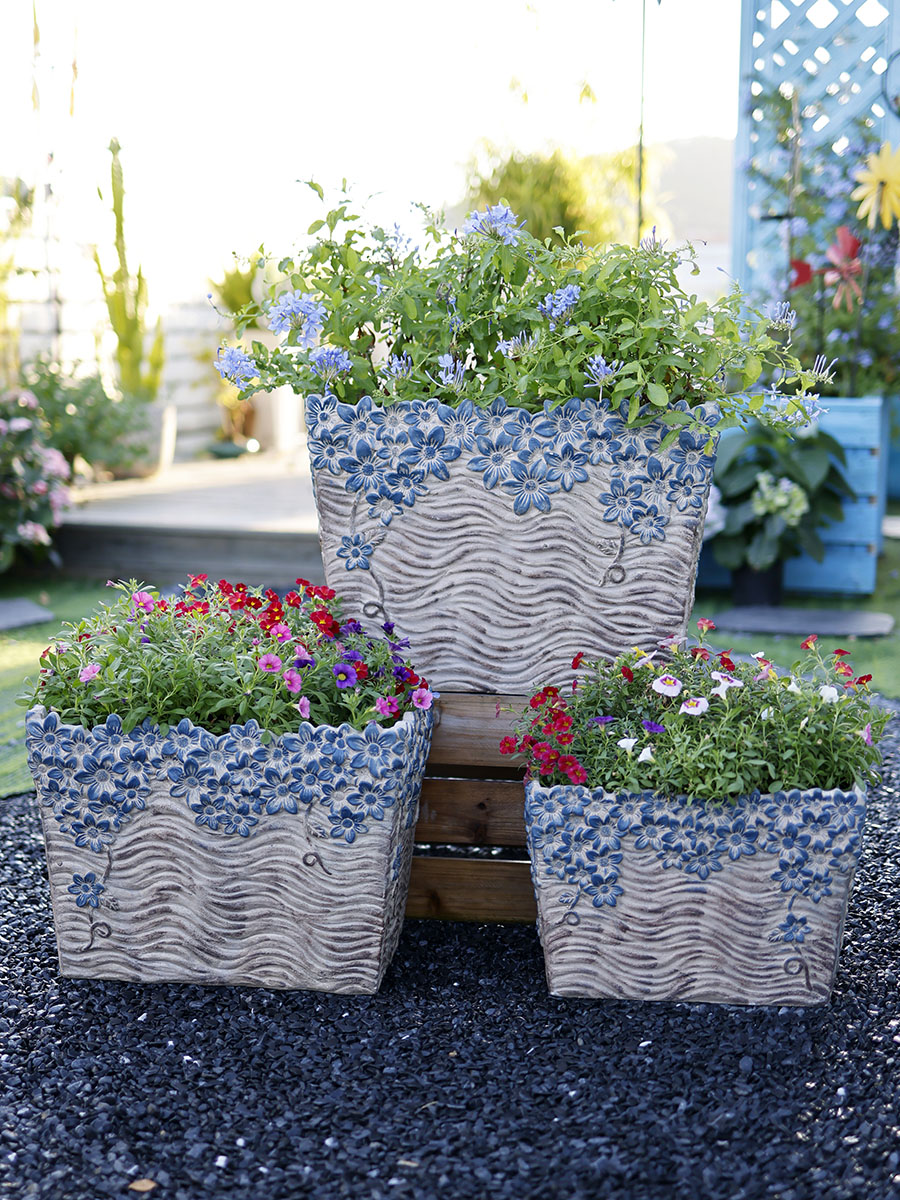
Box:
[679, 696, 709, 716]
[710, 671, 743, 700]
[651, 674, 683, 697]
[617, 737, 637, 753]
[760, 707, 773, 720]
[637, 746, 654, 763]
[787, 679, 802, 695]
[819, 685, 839, 704]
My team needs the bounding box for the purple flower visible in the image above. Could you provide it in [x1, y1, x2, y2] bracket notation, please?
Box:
[590, 715, 615, 725]
[642, 720, 665, 734]
[333, 663, 359, 689]
[258, 653, 283, 673]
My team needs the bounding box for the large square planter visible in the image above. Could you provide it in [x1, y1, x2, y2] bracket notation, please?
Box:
[525, 781, 864, 1005]
[26, 706, 433, 993]
[307, 394, 720, 692]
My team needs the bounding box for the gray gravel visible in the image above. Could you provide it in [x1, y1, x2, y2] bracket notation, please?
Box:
[2, 723, 900, 1200]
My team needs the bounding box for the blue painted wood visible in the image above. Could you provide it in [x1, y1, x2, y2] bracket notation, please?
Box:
[698, 396, 887, 595]
[733, 0, 899, 295]
[886, 396, 900, 499]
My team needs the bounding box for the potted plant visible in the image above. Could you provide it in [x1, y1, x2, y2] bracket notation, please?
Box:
[706, 418, 854, 605]
[20, 577, 436, 993]
[502, 624, 889, 1005]
[216, 191, 825, 692]
[0, 386, 70, 572]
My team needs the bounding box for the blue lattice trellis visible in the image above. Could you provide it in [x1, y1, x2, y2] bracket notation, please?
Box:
[733, 0, 900, 293]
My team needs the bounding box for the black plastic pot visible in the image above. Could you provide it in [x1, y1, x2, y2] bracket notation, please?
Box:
[732, 563, 783, 607]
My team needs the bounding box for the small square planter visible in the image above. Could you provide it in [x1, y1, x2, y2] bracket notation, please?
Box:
[26, 705, 433, 993]
[308, 393, 720, 691]
[525, 781, 864, 1006]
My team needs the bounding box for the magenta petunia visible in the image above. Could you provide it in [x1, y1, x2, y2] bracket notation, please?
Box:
[412, 687, 435, 710]
[258, 653, 283, 673]
[296, 696, 311, 719]
[78, 663, 100, 683]
[282, 668, 303, 693]
[375, 695, 399, 717]
[131, 590, 155, 613]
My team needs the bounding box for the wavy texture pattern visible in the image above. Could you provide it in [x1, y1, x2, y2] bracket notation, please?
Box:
[33, 711, 433, 993]
[310, 396, 715, 691]
[526, 783, 862, 1006]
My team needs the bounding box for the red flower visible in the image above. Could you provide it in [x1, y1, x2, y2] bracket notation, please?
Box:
[717, 651, 736, 672]
[499, 736, 518, 755]
[696, 618, 716, 634]
[284, 591, 303, 608]
[834, 662, 853, 678]
[557, 755, 579, 773]
[832, 648, 851, 657]
[567, 765, 587, 785]
[789, 258, 814, 289]
[690, 646, 710, 662]
[310, 608, 340, 638]
[801, 634, 817, 650]
[354, 661, 369, 682]
[187, 573, 208, 589]
[556, 732, 574, 746]
[308, 585, 336, 601]
[571, 652, 585, 671]
[622, 665, 634, 682]
[824, 226, 863, 313]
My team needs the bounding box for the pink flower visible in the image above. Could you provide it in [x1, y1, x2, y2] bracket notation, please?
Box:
[282, 668, 303, 693]
[651, 674, 683, 697]
[132, 590, 155, 613]
[258, 653, 282, 673]
[78, 664, 100, 683]
[412, 687, 435, 710]
[270, 623, 292, 642]
[860, 722, 873, 745]
[679, 696, 709, 716]
[296, 696, 311, 719]
[375, 695, 400, 717]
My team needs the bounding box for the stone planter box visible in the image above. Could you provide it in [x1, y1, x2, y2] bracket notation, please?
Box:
[525, 781, 864, 1005]
[26, 706, 433, 993]
[307, 394, 720, 691]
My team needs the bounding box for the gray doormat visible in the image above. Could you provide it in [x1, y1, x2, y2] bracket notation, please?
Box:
[713, 606, 894, 637]
[0, 598, 53, 632]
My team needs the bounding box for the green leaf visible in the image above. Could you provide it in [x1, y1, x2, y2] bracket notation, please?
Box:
[307, 219, 325, 235]
[646, 381, 668, 407]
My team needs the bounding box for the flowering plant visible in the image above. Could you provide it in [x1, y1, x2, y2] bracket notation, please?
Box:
[21, 577, 436, 734]
[706, 420, 853, 572]
[502, 624, 888, 799]
[0, 388, 70, 572]
[216, 187, 827, 440]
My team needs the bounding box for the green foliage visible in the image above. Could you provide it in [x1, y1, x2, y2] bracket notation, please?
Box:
[507, 634, 889, 799]
[210, 256, 261, 329]
[747, 95, 898, 397]
[0, 389, 69, 574]
[464, 145, 655, 247]
[0, 177, 34, 389]
[20, 578, 435, 735]
[231, 186, 823, 437]
[19, 357, 148, 473]
[93, 139, 165, 404]
[708, 422, 854, 572]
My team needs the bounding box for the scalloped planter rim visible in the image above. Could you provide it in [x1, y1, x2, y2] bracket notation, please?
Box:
[525, 781, 864, 1006]
[307, 393, 720, 692]
[26, 705, 433, 993]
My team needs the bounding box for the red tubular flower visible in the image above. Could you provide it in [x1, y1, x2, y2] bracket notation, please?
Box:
[690, 646, 710, 662]
[801, 635, 817, 650]
[284, 591, 303, 608]
[834, 662, 853, 678]
[556, 732, 574, 746]
[568, 765, 588, 785]
[354, 661, 369, 682]
[557, 755, 579, 773]
[622, 665, 634, 682]
[696, 618, 716, 634]
[832, 648, 851, 657]
[717, 652, 736, 672]
[571, 652, 585, 671]
[188, 573, 208, 588]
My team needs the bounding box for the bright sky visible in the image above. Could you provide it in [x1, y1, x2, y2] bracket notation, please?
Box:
[2, 0, 741, 303]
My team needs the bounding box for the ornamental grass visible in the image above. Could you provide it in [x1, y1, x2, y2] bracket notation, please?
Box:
[20, 578, 435, 735]
[503, 624, 889, 799]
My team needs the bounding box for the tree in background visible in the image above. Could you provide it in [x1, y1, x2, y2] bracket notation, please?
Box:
[463, 144, 664, 246]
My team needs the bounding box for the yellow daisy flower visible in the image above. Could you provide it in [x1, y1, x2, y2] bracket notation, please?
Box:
[852, 141, 900, 230]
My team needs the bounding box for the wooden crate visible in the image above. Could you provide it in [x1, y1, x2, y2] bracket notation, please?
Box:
[405, 693, 536, 923]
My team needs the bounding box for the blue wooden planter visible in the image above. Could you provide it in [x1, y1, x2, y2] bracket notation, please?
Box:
[886, 396, 900, 501]
[697, 396, 888, 597]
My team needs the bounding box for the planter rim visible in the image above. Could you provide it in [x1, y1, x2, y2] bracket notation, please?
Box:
[525, 778, 866, 807]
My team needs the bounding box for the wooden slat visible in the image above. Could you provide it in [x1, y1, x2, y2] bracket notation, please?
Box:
[405, 857, 536, 922]
[429, 692, 525, 767]
[416, 777, 526, 845]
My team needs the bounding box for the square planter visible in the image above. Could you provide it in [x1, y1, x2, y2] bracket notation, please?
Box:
[525, 781, 864, 1005]
[26, 705, 433, 993]
[307, 394, 720, 692]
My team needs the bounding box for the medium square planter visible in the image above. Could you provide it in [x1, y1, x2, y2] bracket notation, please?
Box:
[26, 706, 433, 993]
[307, 394, 720, 691]
[525, 781, 864, 1006]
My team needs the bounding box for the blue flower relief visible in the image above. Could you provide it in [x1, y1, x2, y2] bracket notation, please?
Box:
[337, 395, 386, 447]
[340, 442, 389, 494]
[635, 456, 673, 506]
[304, 391, 341, 432]
[347, 724, 404, 778]
[584, 872, 624, 907]
[344, 779, 395, 821]
[190, 797, 223, 831]
[532, 398, 590, 447]
[770, 913, 808, 944]
[73, 753, 124, 802]
[68, 872, 104, 908]
[442, 399, 479, 450]
[161, 718, 203, 758]
[400, 426, 460, 480]
[167, 757, 212, 805]
[91, 714, 128, 757]
[630, 505, 669, 545]
[329, 805, 368, 843]
[717, 817, 758, 861]
[337, 533, 374, 571]
[307, 430, 350, 476]
[666, 473, 706, 512]
[599, 477, 645, 528]
[384, 463, 428, 507]
[669, 428, 717, 478]
[367, 489, 403, 526]
[473, 397, 525, 441]
[466, 431, 519, 490]
[545, 443, 589, 492]
[220, 802, 258, 837]
[501, 457, 559, 515]
[259, 764, 303, 815]
[70, 812, 114, 852]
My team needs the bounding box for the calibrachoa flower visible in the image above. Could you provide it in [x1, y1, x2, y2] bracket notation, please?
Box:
[258, 653, 282, 673]
[502, 631, 889, 799]
[333, 663, 358, 689]
[282, 668, 303, 693]
[411, 687, 435, 710]
[132, 590, 155, 613]
[376, 695, 400, 717]
[78, 664, 100, 683]
[296, 697, 311, 719]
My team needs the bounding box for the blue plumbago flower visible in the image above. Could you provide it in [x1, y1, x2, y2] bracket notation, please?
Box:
[337, 533, 374, 571]
[500, 457, 559, 515]
[639, 226, 664, 251]
[766, 301, 797, 332]
[436, 353, 465, 391]
[584, 355, 622, 388]
[497, 331, 538, 359]
[537, 285, 581, 330]
[467, 431, 519, 490]
[462, 204, 524, 245]
[266, 290, 327, 345]
[309, 345, 352, 384]
[68, 872, 105, 908]
[215, 345, 260, 388]
[379, 352, 413, 381]
[811, 354, 836, 384]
